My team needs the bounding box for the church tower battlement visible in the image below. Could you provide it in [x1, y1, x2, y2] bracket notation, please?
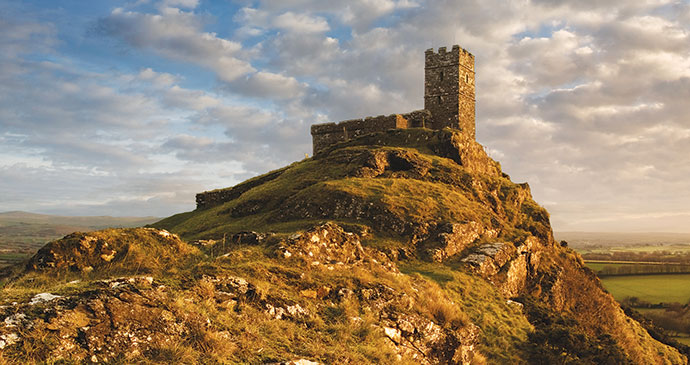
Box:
[424, 45, 475, 138]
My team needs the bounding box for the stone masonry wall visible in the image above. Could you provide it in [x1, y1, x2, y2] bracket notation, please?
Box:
[424, 45, 475, 138]
[196, 168, 286, 210]
[311, 110, 430, 155]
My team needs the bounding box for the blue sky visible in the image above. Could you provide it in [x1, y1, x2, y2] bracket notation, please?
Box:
[2, 0, 690, 232]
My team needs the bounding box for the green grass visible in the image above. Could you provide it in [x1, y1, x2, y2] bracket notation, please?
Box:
[600, 274, 690, 304]
[155, 150, 536, 247]
[400, 261, 532, 364]
[319, 177, 492, 224]
[0, 227, 203, 303]
[154, 134, 543, 244]
[0, 252, 31, 264]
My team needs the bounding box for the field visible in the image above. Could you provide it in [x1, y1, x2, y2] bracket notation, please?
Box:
[0, 211, 159, 267]
[564, 232, 690, 354]
[598, 274, 690, 304]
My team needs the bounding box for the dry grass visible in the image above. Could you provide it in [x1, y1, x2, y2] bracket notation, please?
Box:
[416, 281, 469, 329]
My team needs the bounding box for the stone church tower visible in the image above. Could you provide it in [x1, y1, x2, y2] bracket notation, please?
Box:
[424, 45, 476, 138]
[310, 45, 477, 154]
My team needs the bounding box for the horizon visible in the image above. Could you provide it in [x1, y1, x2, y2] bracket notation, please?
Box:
[4, 209, 690, 235]
[2, 1, 690, 232]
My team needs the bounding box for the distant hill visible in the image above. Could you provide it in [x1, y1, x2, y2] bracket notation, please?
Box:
[556, 231, 690, 248]
[0, 211, 159, 228]
[0, 211, 159, 267]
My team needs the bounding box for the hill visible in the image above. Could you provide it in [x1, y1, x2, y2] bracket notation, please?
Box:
[0, 211, 158, 228]
[0, 212, 160, 268]
[556, 231, 690, 249]
[0, 129, 685, 364]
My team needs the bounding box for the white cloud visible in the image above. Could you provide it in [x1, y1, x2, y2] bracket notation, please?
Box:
[158, 0, 199, 9]
[510, 29, 596, 87]
[163, 85, 221, 110]
[98, 7, 254, 81]
[230, 71, 305, 100]
[138, 68, 178, 87]
[273, 11, 329, 33]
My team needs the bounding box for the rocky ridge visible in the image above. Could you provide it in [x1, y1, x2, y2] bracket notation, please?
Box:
[0, 128, 685, 364]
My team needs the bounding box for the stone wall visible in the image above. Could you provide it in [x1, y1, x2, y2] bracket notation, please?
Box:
[311, 110, 430, 155]
[196, 167, 286, 210]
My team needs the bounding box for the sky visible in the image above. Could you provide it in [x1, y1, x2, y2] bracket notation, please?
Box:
[1, 0, 690, 232]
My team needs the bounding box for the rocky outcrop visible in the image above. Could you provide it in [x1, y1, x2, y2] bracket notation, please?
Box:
[26, 228, 194, 274]
[354, 149, 433, 179]
[380, 310, 481, 364]
[322, 128, 501, 177]
[423, 222, 489, 262]
[0, 277, 188, 363]
[462, 242, 517, 277]
[275, 223, 369, 268]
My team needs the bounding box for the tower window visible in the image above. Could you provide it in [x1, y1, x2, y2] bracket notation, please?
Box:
[439, 71, 444, 81]
[437, 95, 442, 104]
[465, 74, 469, 83]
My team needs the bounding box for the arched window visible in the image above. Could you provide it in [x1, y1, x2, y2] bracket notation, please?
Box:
[465, 74, 469, 83]
[439, 71, 444, 81]
[437, 95, 442, 104]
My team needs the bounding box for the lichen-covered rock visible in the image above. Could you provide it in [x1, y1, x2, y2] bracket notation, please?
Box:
[462, 242, 516, 277]
[380, 311, 481, 365]
[275, 222, 397, 271]
[424, 221, 487, 262]
[0, 277, 188, 363]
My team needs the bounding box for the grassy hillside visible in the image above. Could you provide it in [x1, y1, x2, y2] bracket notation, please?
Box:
[157, 131, 547, 247]
[0, 129, 684, 364]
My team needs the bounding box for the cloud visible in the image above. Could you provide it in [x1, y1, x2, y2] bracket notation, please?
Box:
[3, 0, 690, 232]
[273, 11, 329, 33]
[158, 0, 199, 9]
[97, 7, 254, 81]
[162, 85, 221, 110]
[510, 29, 596, 87]
[138, 68, 178, 87]
[0, 11, 307, 215]
[228, 71, 306, 100]
[0, 16, 56, 60]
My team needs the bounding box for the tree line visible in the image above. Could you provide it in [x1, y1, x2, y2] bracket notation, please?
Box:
[593, 263, 690, 276]
[582, 250, 690, 264]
